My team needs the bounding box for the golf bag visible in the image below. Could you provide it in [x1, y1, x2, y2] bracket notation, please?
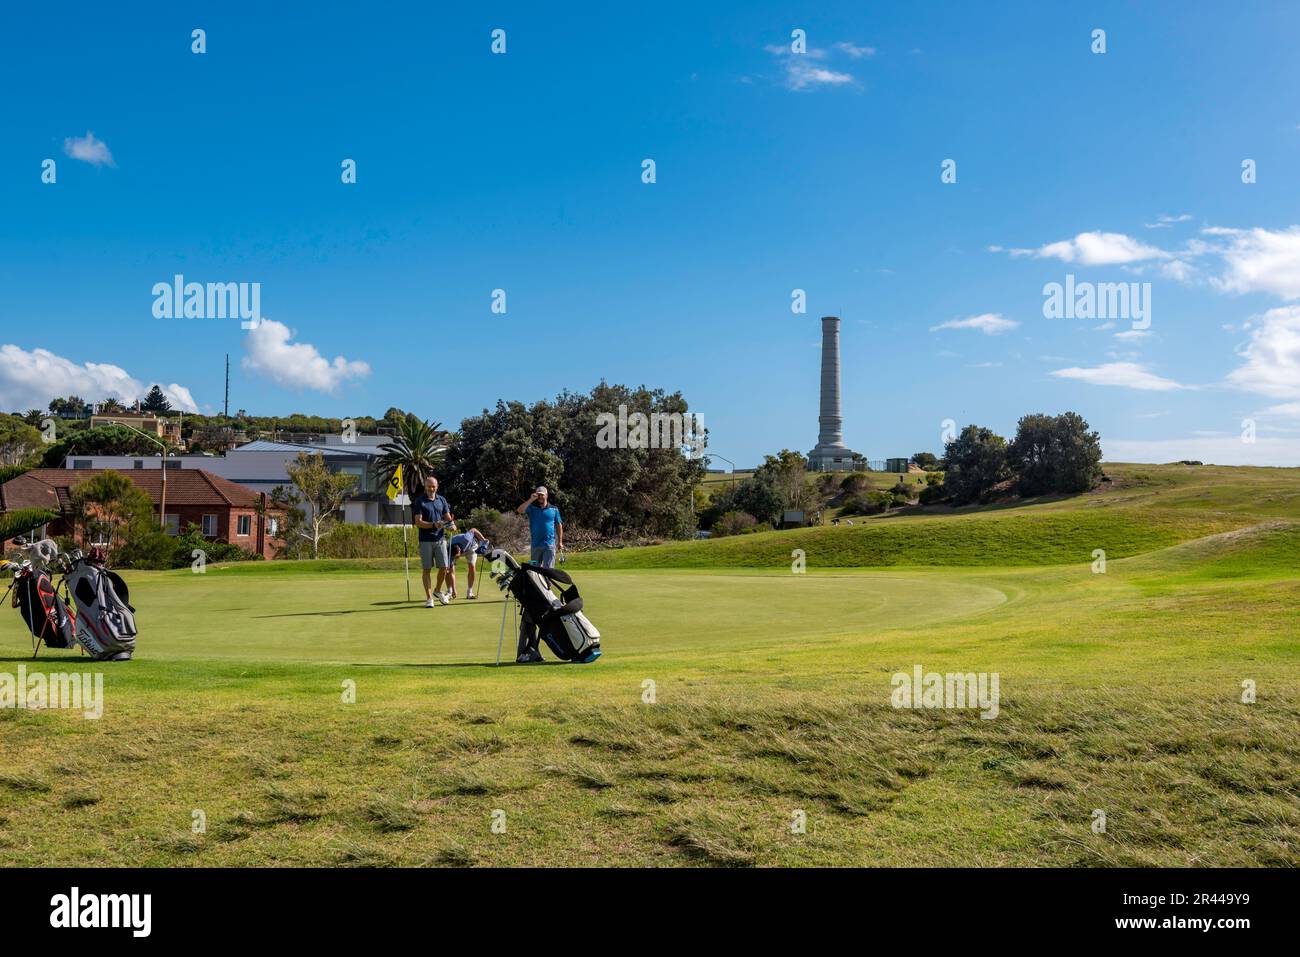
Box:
[13, 566, 77, 651]
[489, 550, 600, 663]
[64, 552, 137, 661]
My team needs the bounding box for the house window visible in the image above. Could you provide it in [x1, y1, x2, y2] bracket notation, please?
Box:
[73, 459, 92, 469]
[237, 515, 252, 537]
[134, 460, 144, 469]
[202, 514, 218, 537]
[164, 514, 180, 535]
[267, 517, 279, 537]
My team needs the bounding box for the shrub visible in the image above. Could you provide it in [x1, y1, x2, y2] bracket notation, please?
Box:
[840, 473, 870, 494]
[712, 511, 758, 537]
[844, 490, 893, 516]
[919, 481, 947, 505]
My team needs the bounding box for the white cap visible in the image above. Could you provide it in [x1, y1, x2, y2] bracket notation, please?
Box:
[535, 485, 548, 495]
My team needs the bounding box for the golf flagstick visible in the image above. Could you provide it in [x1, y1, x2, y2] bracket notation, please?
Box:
[402, 504, 410, 602]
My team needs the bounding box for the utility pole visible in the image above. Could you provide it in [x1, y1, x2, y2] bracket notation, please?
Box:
[224, 354, 230, 418]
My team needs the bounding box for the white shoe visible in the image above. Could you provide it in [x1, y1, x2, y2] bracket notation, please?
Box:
[425, 598, 436, 608]
[437, 592, 450, 606]
[467, 589, 476, 600]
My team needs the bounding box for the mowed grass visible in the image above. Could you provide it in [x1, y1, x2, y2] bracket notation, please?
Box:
[0, 464, 1297, 867]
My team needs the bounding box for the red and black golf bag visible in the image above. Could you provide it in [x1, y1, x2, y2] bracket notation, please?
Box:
[12, 564, 77, 652]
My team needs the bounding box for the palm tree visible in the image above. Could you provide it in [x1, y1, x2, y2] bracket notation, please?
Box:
[376, 416, 448, 495]
[98, 397, 125, 414]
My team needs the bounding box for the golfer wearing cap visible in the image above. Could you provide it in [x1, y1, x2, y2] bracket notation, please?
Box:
[516, 485, 564, 568]
[447, 527, 490, 600]
[412, 475, 455, 606]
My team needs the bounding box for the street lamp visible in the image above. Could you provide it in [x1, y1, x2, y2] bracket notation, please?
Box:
[705, 453, 737, 491]
[111, 422, 171, 530]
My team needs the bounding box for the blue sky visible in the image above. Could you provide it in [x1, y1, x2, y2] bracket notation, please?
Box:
[3, 1, 1300, 465]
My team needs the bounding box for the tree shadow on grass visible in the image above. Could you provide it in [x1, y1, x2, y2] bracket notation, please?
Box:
[349, 660, 573, 669]
[251, 599, 508, 620]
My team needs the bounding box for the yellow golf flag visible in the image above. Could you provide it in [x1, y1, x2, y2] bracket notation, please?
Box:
[386, 465, 403, 501]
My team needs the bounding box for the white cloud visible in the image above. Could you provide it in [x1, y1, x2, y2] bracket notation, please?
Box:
[1225, 305, 1300, 399]
[763, 45, 855, 90]
[0, 344, 198, 412]
[1113, 329, 1152, 341]
[1144, 213, 1192, 229]
[834, 42, 876, 58]
[242, 320, 370, 392]
[1021, 231, 1171, 266]
[63, 131, 115, 167]
[1104, 435, 1300, 467]
[929, 313, 1019, 335]
[1204, 226, 1300, 299]
[1050, 361, 1187, 391]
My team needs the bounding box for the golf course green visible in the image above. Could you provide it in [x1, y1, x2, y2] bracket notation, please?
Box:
[1, 463, 1297, 867]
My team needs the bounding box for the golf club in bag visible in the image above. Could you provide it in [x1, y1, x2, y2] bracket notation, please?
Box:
[487, 549, 600, 664]
[2, 539, 76, 656]
[2, 539, 136, 661]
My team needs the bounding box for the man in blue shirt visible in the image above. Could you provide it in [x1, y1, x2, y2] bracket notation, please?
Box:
[411, 474, 455, 606]
[515, 485, 563, 568]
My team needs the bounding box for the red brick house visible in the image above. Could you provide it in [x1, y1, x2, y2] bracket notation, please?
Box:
[0, 468, 284, 558]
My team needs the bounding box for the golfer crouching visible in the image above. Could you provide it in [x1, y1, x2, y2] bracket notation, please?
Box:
[412, 475, 455, 606]
[448, 528, 490, 600]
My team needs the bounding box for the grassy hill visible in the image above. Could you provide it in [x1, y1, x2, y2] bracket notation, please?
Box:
[578, 463, 1294, 569]
[0, 462, 1296, 867]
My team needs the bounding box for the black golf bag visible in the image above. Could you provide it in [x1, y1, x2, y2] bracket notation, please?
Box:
[489, 550, 600, 664]
[64, 552, 137, 661]
[13, 567, 77, 650]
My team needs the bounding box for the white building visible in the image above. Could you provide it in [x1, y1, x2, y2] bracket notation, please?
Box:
[62, 436, 401, 526]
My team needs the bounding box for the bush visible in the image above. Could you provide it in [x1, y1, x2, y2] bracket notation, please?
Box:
[712, 511, 758, 537]
[314, 524, 406, 559]
[844, 490, 893, 516]
[840, 473, 870, 494]
[919, 481, 947, 505]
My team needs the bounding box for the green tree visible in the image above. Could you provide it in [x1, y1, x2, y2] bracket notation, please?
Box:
[48, 395, 90, 417]
[69, 470, 157, 562]
[98, 397, 125, 413]
[41, 425, 168, 467]
[0, 415, 45, 467]
[140, 385, 173, 415]
[1008, 412, 1103, 496]
[912, 451, 939, 470]
[942, 425, 1010, 505]
[376, 417, 448, 496]
[753, 449, 810, 512]
[273, 452, 358, 558]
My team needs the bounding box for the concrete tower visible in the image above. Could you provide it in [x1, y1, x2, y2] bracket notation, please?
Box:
[808, 315, 859, 471]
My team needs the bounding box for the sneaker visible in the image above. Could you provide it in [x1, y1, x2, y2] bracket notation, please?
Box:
[467, 589, 476, 600]
[425, 597, 436, 608]
[437, 591, 450, 606]
[516, 649, 545, 664]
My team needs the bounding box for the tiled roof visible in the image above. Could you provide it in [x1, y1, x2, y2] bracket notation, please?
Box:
[0, 468, 263, 512]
